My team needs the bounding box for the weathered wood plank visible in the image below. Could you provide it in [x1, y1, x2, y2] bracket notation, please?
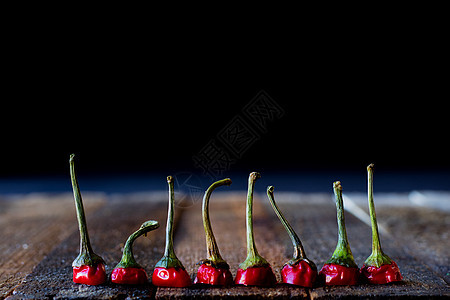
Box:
[3, 191, 449, 299]
[0, 193, 106, 299]
[6, 193, 169, 300]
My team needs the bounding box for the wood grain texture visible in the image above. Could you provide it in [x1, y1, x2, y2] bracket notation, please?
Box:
[0, 193, 106, 299]
[1, 191, 449, 299]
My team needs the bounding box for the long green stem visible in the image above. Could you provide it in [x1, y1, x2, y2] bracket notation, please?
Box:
[202, 178, 232, 268]
[164, 176, 175, 258]
[116, 220, 159, 269]
[365, 164, 392, 267]
[69, 154, 103, 267]
[327, 181, 357, 268]
[267, 186, 306, 262]
[155, 176, 185, 269]
[239, 172, 269, 270]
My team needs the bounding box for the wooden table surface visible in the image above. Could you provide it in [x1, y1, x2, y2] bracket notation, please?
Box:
[1, 191, 449, 299]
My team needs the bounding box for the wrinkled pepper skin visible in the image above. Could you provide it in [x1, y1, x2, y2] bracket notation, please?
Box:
[111, 267, 148, 285]
[152, 267, 191, 287]
[319, 263, 359, 286]
[281, 260, 317, 288]
[194, 264, 233, 286]
[235, 266, 277, 286]
[360, 261, 402, 284]
[73, 263, 107, 285]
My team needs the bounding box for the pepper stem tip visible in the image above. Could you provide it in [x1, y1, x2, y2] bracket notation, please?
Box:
[333, 181, 342, 190]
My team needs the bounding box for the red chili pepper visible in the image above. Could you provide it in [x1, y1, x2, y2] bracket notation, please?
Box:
[281, 260, 317, 287]
[235, 265, 277, 286]
[360, 164, 402, 284]
[194, 178, 233, 286]
[152, 267, 192, 287]
[235, 172, 277, 287]
[360, 261, 402, 284]
[194, 264, 233, 286]
[73, 263, 106, 286]
[70, 154, 107, 286]
[267, 186, 317, 287]
[112, 220, 159, 284]
[319, 263, 359, 285]
[319, 181, 359, 286]
[111, 267, 148, 285]
[152, 176, 192, 287]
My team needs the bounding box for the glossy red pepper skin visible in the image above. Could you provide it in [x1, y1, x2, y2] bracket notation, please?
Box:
[72, 263, 107, 285]
[360, 261, 402, 284]
[235, 266, 277, 286]
[152, 267, 192, 287]
[281, 260, 317, 288]
[194, 264, 233, 286]
[318, 263, 359, 286]
[111, 267, 148, 285]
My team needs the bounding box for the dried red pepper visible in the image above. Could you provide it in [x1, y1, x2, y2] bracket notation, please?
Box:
[235, 172, 277, 286]
[360, 164, 402, 284]
[194, 178, 233, 286]
[152, 176, 192, 287]
[111, 220, 159, 284]
[319, 181, 359, 285]
[69, 154, 107, 286]
[267, 186, 317, 287]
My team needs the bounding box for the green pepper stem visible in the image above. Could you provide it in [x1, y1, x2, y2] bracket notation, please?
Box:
[164, 176, 175, 258]
[267, 186, 306, 262]
[116, 220, 159, 269]
[327, 181, 358, 268]
[155, 176, 185, 269]
[69, 154, 103, 267]
[239, 172, 269, 270]
[202, 178, 232, 267]
[365, 164, 392, 267]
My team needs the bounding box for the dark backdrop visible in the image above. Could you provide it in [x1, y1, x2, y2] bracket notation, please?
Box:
[2, 22, 449, 181]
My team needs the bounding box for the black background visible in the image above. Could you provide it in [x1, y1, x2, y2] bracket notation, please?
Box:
[1, 16, 449, 183]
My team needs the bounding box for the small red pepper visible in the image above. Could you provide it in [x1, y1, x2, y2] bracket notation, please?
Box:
[73, 263, 106, 286]
[152, 267, 192, 287]
[360, 164, 402, 284]
[281, 260, 317, 287]
[194, 178, 233, 286]
[70, 154, 107, 286]
[267, 186, 317, 287]
[319, 263, 359, 285]
[235, 265, 277, 286]
[360, 261, 402, 284]
[112, 220, 160, 284]
[235, 172, 277, 287]
[194, 264, 233, 286]
[319, 181, 359, 286]
[111, 267, 148, 285]
[152, 176, 192, 287]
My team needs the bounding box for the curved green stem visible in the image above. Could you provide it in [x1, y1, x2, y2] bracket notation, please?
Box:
[239, 172, 269, 270]
[327, 181, 357, 268]
[115, 220, 159, 269]
[201, 178, 232, 268]
[365, 164, 392, 267]
[155, 176, 185, 269]
[267, 186, 306, 263]
[69, 154, 104, 267]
